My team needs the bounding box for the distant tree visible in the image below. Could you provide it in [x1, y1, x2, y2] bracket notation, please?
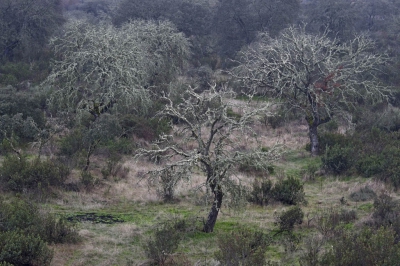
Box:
[0, 0, 64, 61]
[235, 27, 390, 156]
[137, 85, 281, 232]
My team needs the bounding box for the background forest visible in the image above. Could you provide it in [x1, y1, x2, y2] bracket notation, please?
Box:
[1, 0, 400, 265]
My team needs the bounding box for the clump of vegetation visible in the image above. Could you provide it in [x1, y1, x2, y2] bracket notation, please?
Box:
[249, 175, 306, 206]
[0, 155, 69, 194]
[272, 176, 306, 205]
[0, 197, 80, 265]
[322, 144, 353, 175]
[144, 219, 191, 265]
[349, 186, 377, 202]
[214, 226, 270, 266]
[275, 206, 304, 233]
[322, 226, 400, 265]
[315, 207, 357, 238]
[248, 178, 273, 206]
[0, 230, 53, 266]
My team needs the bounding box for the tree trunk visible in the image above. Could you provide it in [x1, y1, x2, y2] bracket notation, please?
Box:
[203, 186, 223, 233]
[309, 124, 319, 157]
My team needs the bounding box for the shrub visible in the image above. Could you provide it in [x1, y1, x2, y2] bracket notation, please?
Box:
[322, 144, 353, 175]
[322, 227, 400, 266]
[272, 176, 306, 205]
[299, 234, 325, 266]
[248, 179, 273, 206]
[315, 207, 357, 238]
[80, 171, 97, 189]
[0, 155, 69, 193]
[0, 197, 80, 245]
[144, 220, 186, 265]
[372, 192, 397, 222]
[275, 206, 304, 233]
[214, 227, 270, 266]
[349, 186, 376, 202]
[0, 197, 79, 266]
[0, 230, 53, 266]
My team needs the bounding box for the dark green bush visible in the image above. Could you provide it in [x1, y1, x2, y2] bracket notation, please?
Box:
[144, 220, 185, 265]
[322, 144, 353, 175]
[214, 227, 270, 266]
[248, 179, 273, 206]
[0, 86, 47, 144]
[322, 226, 400, 266]
[356, 154, 385, 177]
[0, 197, 79, 266]
[275, 206, 304, 233]
[272, 176, 306, 205]
[349, 186, 376, 202]
[0, 155, 69, 193]
[0, 230, 53, 266]
[0, 197, 80, 245]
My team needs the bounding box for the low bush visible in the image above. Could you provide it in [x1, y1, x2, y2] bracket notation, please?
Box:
[275, 206, 304, 233]
[349, 186, 376, 202]
[322, 226, 400, 266]
[214, 227, 270, 266]
[0, 197, 79, 265]
[322, 144, 353, 175]
[315, 207, 357, 238]
[0, 155, 69, 193]
[249, 176, 306, 206]
[144, 219, 190, 265]
[299, 234, 325, 266]
[272, 176, 306, 205]
[248, 179, 273, 206]
[0, 230, 53, 266]
[0, 197, 80, 245]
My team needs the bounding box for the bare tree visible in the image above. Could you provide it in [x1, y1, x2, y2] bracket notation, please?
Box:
[137, 85, 281, 232]
[235, 26, 390, 156]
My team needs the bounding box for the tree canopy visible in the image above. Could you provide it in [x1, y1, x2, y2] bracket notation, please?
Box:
[235, 26, 389, 156]
[0, 0, 64, 61]
[45, 19, 190, 119]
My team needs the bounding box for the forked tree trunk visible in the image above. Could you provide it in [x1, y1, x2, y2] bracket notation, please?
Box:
[309, 124, 319, 157]
[203, 186, 223, 233]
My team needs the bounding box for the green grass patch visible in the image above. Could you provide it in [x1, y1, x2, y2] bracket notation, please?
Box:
[358, 203, 374, 212]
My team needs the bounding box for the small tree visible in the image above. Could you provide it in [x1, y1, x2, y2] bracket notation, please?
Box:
[235, 26, 390, 156]
[137, 85, 280, 232]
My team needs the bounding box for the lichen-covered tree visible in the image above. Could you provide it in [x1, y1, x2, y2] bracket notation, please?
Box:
[44, 19, 190, 170]
[235, 27, 389, 156]
[137, 85, 281, 232]
[46, 19, 190, 118]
